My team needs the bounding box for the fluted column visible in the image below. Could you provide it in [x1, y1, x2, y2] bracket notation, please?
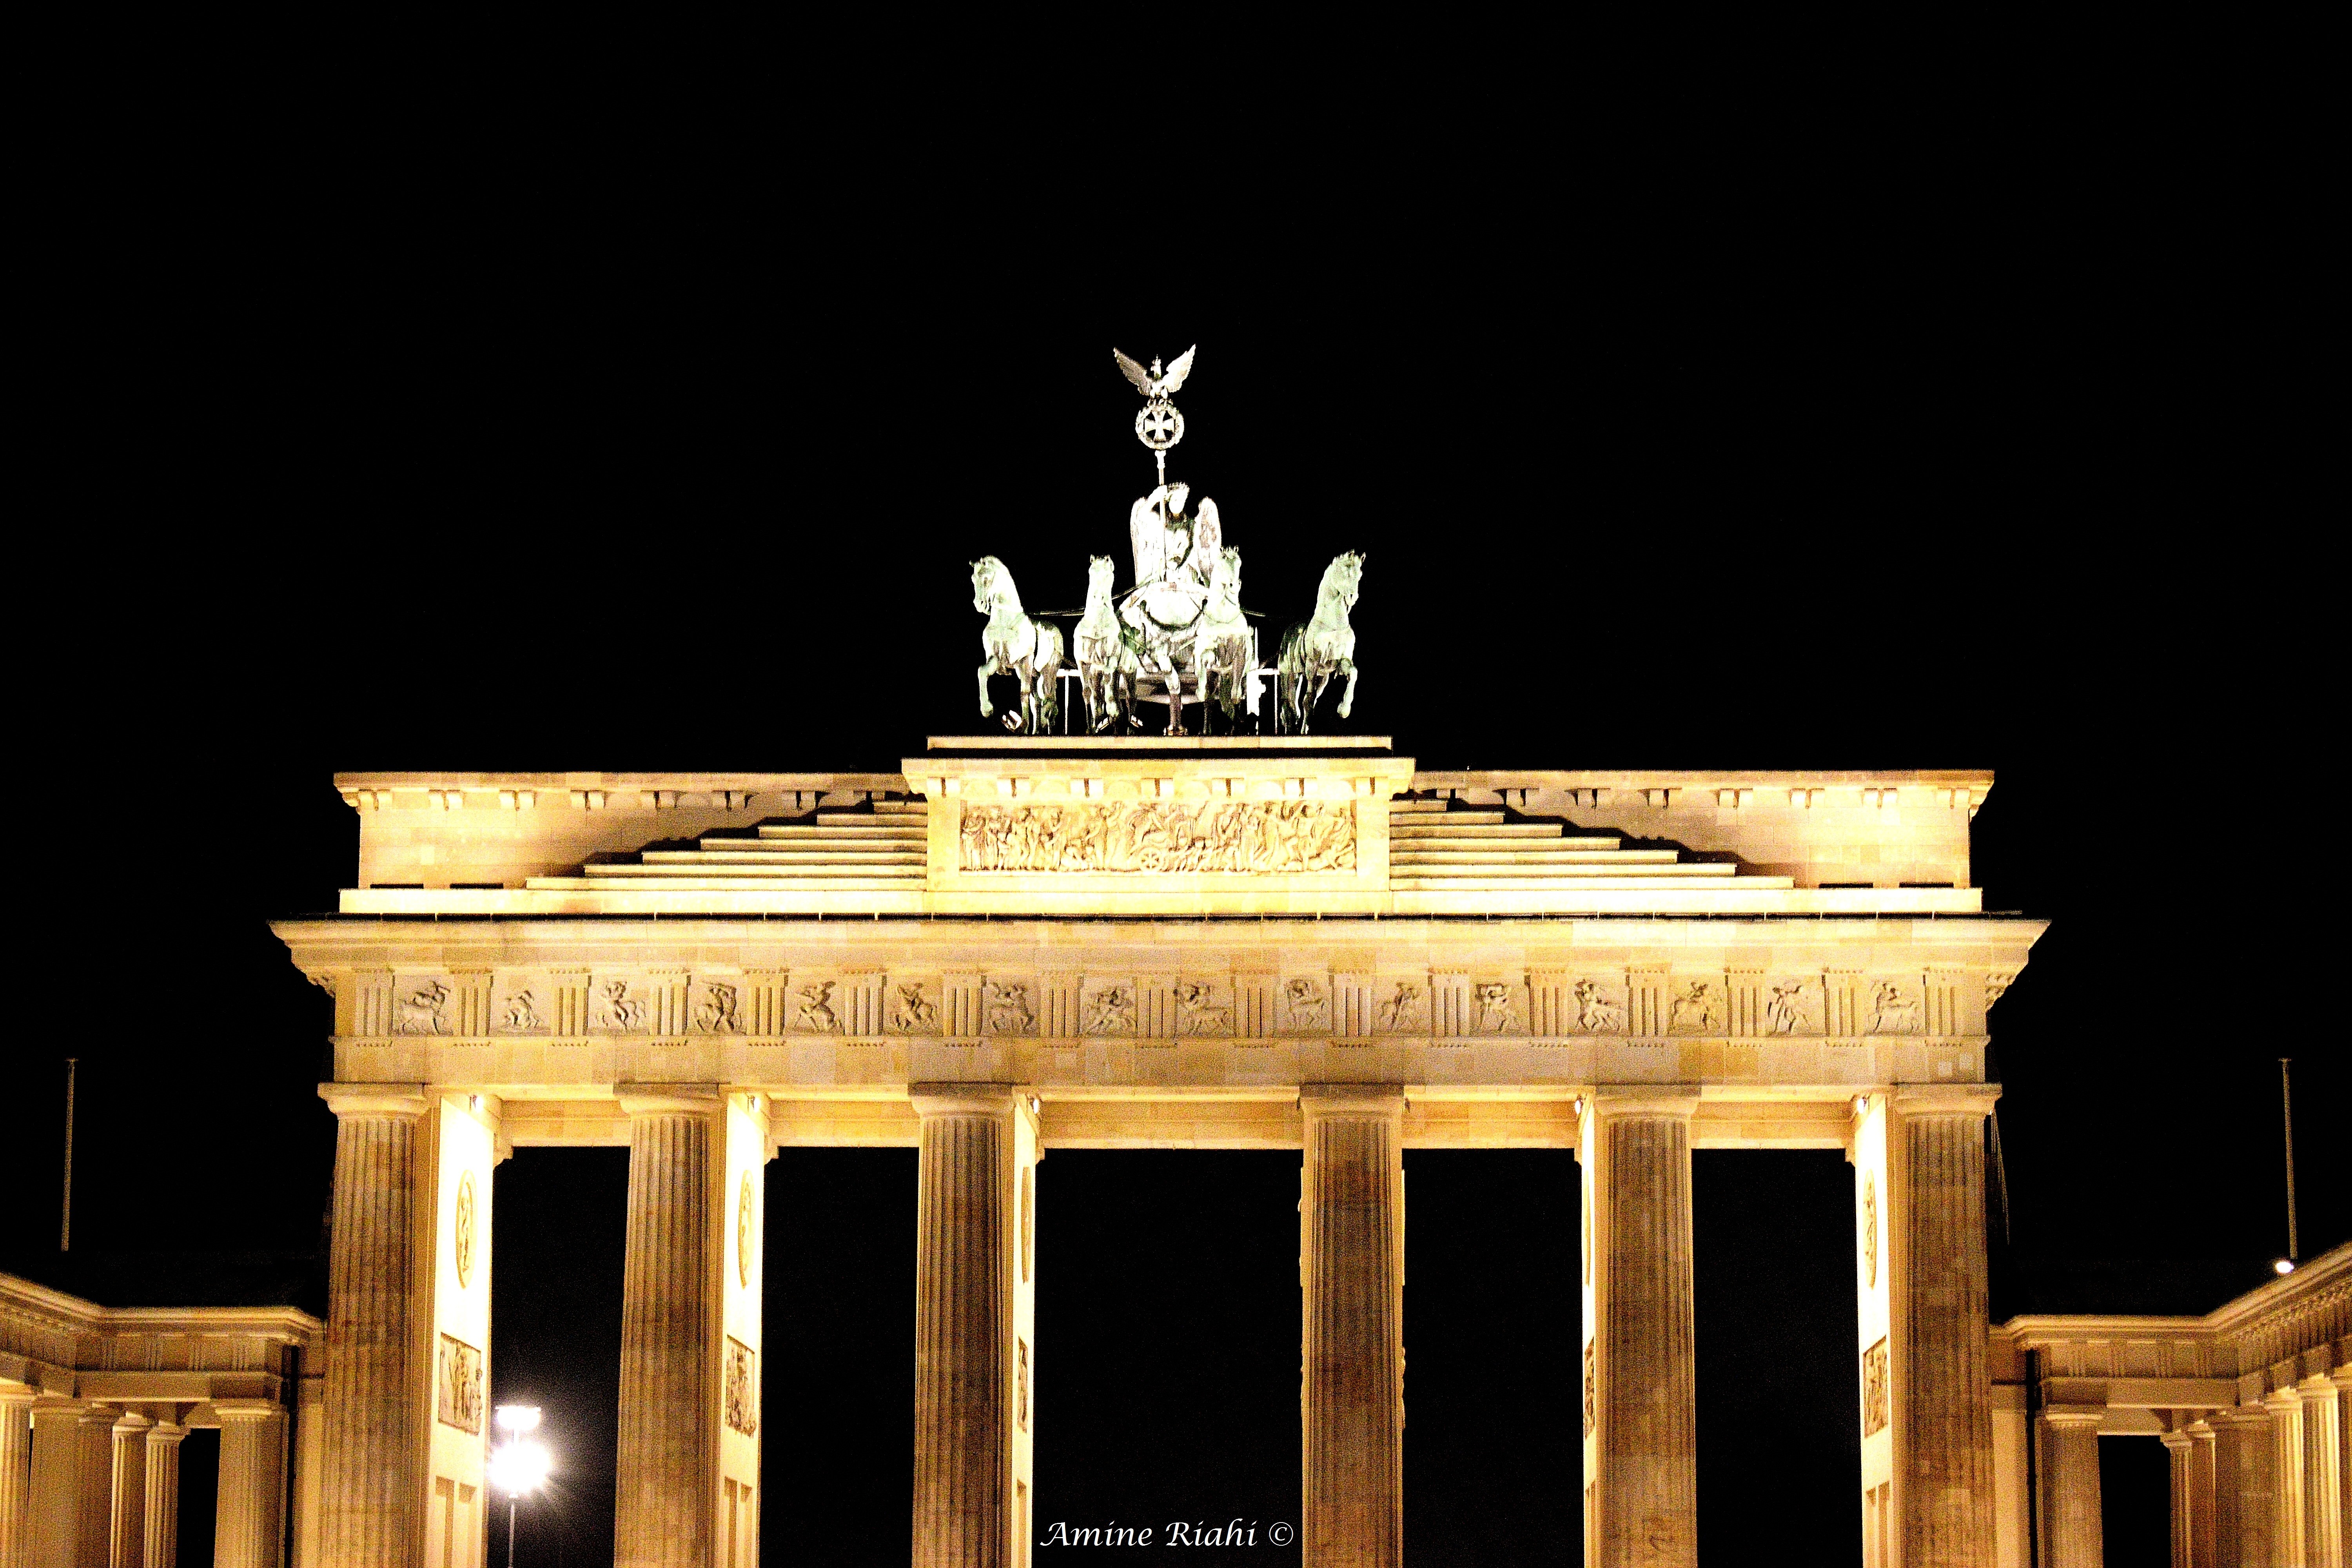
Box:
[1582, 1090, 1698, 1568]
[141, 1425, 183, 1568]
[2162, 1428, 2192, 1568]
[615, 1087, 722, 1567]
[2041, 1407, 2105, 1568]
[2212, 1405, 2274, 1568]
[316, 1085, 430, 1568]
[25, 1402, 91, 1568]
[2270, 1388, 2307, 1565]
[2189, 1421, 2218, 1568]
[214, 1403, 286, 1568]
[1891, 1086, 1998, 1567]
[76, 1407, 114, 1568]
[0, 1387, 31, 1568]
[910, 1087, 1038, 1568]
[108, 1413, 150, 1568]
[1299, 1086, 1404, 1568]
[2300, 1377, 2344, 1568]
[2336, 1367, 2352, 1566]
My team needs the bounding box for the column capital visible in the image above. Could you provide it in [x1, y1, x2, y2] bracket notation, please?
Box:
[111, 1411, 154, 1436]
[2160, 1428, 2194, 1452]
[145, 1421, 189, 1446]
[2042, 1404, 2108, 1432]
[211, 1399, 284, 1425]
[615, 1083, 722, 1117]
[908, 1083, 1029, 1120]
[1891, 1083, 2001, 1118]
[2209, 1402, 2270, 1429]
[1589, 1085, 1699, 1119]
[318, 1082, 430, 1119]
[1298, 1083, 1406, 1120]
[2261, 1386, 2301, 1416]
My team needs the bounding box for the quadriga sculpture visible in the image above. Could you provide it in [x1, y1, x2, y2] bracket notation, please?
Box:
[1074, 554, 1142, 733]
[1191, 546, 1258, 726]
[1277, 551, 1364, 733]
[972, 556, 1065, 734]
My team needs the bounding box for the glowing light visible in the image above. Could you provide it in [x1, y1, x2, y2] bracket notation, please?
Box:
[487, 1437, 552, 1499]
[494, 1405, 541, 1435]
[1853, 1096, 1869, 1117]
[2273, 1258, 2296, 1276]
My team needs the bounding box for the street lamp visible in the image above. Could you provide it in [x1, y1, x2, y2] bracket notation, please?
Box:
[489, 1406, 551, 1568]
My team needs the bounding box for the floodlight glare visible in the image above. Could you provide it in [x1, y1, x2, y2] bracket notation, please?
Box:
[494, 1405, 542, 1435]
[2273, 1258, 2296, 1276]
[488, 1437, 552, 1499]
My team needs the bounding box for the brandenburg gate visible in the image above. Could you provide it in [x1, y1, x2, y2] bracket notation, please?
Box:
[272, 739, 2041, 1565]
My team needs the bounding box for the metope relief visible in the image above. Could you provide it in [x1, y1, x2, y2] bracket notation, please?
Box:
[1082, 983, 1137, 1036]
[888, 982, 939, 1033]
[985, 982, 1035, 1035]
[437, 1334, 483, 1434]
[1377, 982, 1424, 1033]
[792, 982, 841, 1034]
[724, 1338, 758, 1437]
[592, 978, 647, 1033]
[1473, 983, 1519, 1034]
[957, 800, 1357, 874]
[1175, 978, 1232, 1036]
[1572, 979, 1625, 1034]
[1279, 977, 1330, 1033]
[691, 980, 742, 1034]
[493, 982, 543, 1034]
[1763, 977, 1821, 1035]
[1867, 980, 1921, 1034]
[394, 979, 452, 1036]
[1668, 980, 1722, 1035]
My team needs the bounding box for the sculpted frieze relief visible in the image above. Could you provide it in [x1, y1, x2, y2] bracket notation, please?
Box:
[395, 979, 452, 1036]
[1667, 980, 1722, 1035]
[889, 982, 939, 1034]
[1571, 979, 1625, 1034]
[332, 960, 1989, 1042]
[1867, 979, 1921, 1035]
[1083, 982, 1138, 1036]
[1279, 977, 1329, 1033]
[1764, 976, 1821, 1036]
[956, 800, 1357, 874]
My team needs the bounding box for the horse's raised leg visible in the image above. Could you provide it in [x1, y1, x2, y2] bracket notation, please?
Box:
[977, 662, 996, 719]
[1336, 659, 1359, 720]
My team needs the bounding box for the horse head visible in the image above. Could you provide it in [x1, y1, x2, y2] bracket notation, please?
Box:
[971, 556, 1005, 613]
[1086, 555, 1116, 604]
[1323, 550, 1365, 611]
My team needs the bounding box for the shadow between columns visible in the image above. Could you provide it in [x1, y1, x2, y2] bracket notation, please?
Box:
[1034, 1151, 1301, 1564]
[1691, 1150, 1860, 1566]
[1402, 1149, 1581, 1568]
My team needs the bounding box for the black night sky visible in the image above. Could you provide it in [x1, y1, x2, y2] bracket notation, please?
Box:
[10, 54, 2336, 1566]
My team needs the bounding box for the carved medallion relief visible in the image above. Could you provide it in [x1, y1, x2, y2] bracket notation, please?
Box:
[724, 1338, 758, 1437]
[454, 1172, 477, 1290]
[1862, 1338, 1889, 1436]
[437, 1334, 483, 1434]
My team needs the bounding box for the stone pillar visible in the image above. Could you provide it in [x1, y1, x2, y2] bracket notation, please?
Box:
[2337, 1366, 2352, 1566]
[76, 1407, 114, 1568]
[25, 1402, 91, 1568]
[1581, 1089, 1698, 1568]
[0, 1386, 32, 1568]
[615, 1086, 771, 1568]
[2189, 1421, 2218, 1568]
[1299, 1085, 1405, 1568]
[2161, 1428, 2192, 1568]
[2270, 1388, 2306, 1565]
[2039, 1406, 2105, 1568]
[910, 1087, 1039, 1568]
[141, 1425, 184, 1568]
[108, 1413, 150, 1568]
[2299, 1377, 2344, 1568]
[2212, 1405, 2273, 1568]
[316, 1085, 430, 1568]
[1889, 1085, 1999, 1567]
[214, 1402, 287, 1568]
